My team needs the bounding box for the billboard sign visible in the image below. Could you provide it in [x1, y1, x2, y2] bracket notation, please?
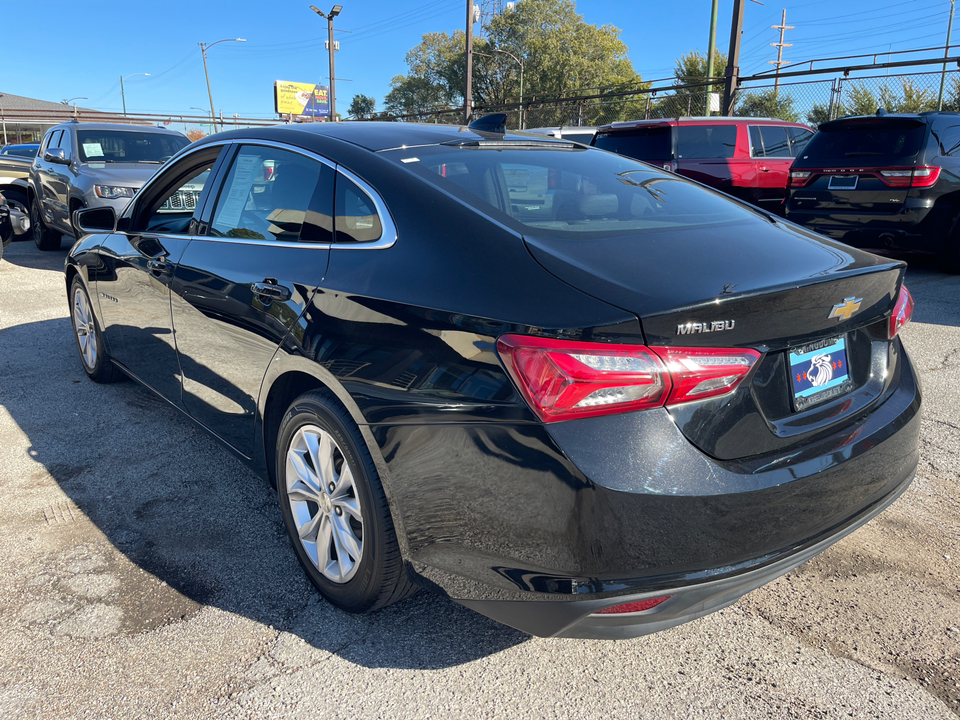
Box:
[274, 81, 330, 118]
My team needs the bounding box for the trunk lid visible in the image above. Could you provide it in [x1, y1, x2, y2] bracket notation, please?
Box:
[523, 216, 906, 460]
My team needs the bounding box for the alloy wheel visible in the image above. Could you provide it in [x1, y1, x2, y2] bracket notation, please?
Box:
[285, 424, 364, 583]
[72, 286, 98, 371]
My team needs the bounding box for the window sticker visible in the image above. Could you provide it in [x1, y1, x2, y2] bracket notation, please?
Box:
[83, 142, 104, 157]
[215, 153, 262, 229]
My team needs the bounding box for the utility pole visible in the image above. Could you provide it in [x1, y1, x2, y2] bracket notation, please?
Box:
[310, 6, 343, 121]
[706, 0, 719, 116]
[465, 0, 474, 123]
[769, 9, 794, 99]
[723, 0, 745, 116]
[938, 0, 956, 110]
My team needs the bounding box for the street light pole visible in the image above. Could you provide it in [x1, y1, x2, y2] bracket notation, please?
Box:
[63, 97, 88, 118]
[494, 48, 524, 129]
[120, 73, 150, 116]
[309, 5, 343, 121]
[199, 38, 246, 132]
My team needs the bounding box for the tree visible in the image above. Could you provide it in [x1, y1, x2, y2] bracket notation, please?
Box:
[383, 0, 645, 126]
[735, 89, 799, 122]
[185, 128, 206, 142]
[348, 94, 376, 120]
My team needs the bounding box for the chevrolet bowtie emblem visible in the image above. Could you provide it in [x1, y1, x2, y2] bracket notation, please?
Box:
[828, 296, 862, 321]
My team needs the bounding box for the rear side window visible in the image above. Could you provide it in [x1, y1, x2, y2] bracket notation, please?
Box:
[750, 126, 790, 157]
[787, 127, 813, 156]
[676, 125, 737, 159]
[800, 119, 926, 164]
[593, 127, 673, 163]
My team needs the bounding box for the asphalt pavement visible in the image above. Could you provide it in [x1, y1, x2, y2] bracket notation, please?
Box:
[0, 238, 957, 719]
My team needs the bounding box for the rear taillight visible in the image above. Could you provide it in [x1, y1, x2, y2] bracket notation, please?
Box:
[496, 335, 761, 422]
[788, 170, 812, 187]
[878, 166, 941, 188]
[889, 284, 914, 339]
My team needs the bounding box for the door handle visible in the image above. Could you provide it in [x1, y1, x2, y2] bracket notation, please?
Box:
[147, 258, 172, 275]
[251, 280, 291, 302]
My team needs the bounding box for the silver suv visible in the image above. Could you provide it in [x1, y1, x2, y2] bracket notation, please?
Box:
[29, 121, 189, 250]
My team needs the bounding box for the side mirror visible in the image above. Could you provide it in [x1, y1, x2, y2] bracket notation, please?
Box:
[74, 205, 117, 235]
[43, 147, 70, 165]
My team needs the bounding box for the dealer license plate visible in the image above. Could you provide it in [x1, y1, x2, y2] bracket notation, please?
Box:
[789, 336, 854, 411]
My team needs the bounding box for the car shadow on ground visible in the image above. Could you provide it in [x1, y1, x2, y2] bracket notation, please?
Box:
[2, 317, 528, 670]
[1, 239, 70, 272]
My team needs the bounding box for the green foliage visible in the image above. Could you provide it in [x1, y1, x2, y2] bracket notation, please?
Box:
[734, 89, 799, 122]
[383, 0, 646, 126]
[838, 78, 938, 118]
[348, 94, 376, 120]
[806, 102, 834, 127]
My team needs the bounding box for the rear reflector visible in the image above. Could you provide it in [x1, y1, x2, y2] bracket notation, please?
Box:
[593, 596, 673, 615]
[496, 335, 761, 422]
[888, 284, 914, 339]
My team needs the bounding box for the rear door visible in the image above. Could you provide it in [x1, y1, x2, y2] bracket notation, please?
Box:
[748, 124, 814, 208]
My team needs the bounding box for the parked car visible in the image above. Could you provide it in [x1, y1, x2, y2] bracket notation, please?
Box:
[0, 191, 30, 260]
[785, 110, 960, 272]
[525, 126, 597, 144]
[29, 121, 190, 250]
[592, 116, 814, 212]
[66, 122, 919, 639]
[0, 148, 32, 224]
[0, 143, 40, 158]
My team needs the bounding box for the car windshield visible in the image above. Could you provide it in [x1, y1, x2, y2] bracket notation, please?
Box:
[76, 130, 189, 164]
[386, 143, 752, 237]
[800, 118, 926, 164]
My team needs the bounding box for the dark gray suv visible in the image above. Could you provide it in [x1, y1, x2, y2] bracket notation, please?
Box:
[785, 111, 960, 272]
[30, 122, 189, 250]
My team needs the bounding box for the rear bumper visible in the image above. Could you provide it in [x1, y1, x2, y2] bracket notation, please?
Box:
[459, 476, 912, 639]
[784, 204, 948, 254]
[374, 345, 921, 639]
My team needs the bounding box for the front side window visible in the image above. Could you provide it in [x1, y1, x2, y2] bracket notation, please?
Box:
[132, 153, 220, 235]
[210, 145, 333, 243]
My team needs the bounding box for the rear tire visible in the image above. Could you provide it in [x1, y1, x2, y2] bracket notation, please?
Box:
[70, 277, 123, 383]
[31, 198, 61, 251]
[276, 390, 416, 613]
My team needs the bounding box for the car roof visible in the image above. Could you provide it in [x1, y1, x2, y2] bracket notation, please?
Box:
[198, 122, 576, 153]
[598, 116, 810, 132]
[51, 122, 187, 136]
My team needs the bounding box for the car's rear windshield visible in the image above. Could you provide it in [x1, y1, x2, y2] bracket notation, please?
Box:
[2, 145, 38, 158]
[77, 130, 189, 164]
[385, 143, 753, 238]
[593, 126, 672, 162]
[797, 118, 926, 166]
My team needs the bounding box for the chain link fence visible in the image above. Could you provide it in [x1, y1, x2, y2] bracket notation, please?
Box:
[378, 69, 960, 131]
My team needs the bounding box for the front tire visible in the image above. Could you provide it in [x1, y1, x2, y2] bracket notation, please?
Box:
[31, 198, 61, 251]
[277, 390, 416, 613]
[70, 277, 123, 383]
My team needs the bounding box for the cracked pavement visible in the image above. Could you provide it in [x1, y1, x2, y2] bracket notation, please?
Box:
[0, 240, 957, 719]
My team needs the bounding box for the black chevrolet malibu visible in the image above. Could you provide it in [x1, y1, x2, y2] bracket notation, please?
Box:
[65, 122, 920, 639]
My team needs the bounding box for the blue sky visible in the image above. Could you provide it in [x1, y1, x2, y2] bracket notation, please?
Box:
[3, 0, 954, 120]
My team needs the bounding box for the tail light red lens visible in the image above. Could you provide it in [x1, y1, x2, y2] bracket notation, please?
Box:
[878, 166, 941, 188]
[496, 335, 761, 423]
[888, 284, 914, 339]
[788, 170, 812, 187]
